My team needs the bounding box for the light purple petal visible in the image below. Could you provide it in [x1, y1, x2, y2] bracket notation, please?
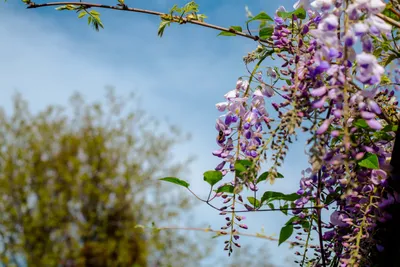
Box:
[317, 119, 331, 135]
[310, 86, 327, 97]
[361, 111, 376, 120]
[366, 119, 382, 130]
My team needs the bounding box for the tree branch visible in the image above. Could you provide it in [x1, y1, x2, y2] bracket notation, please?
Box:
[27, 1, 272, 44]
[376, 12, 400, 29]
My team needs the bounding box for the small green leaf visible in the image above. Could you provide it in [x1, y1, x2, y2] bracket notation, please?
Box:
[78, 11, 86, 18]
[281, 204, 288, 215]
[267, 202, 275, 209]
[301, 220, 310, 229]
[257, 171, 284, 183]
[259, 26, 273, 39]
[218, 26, 242, 36]
[261, 191, 299, 203]
[234, 161, 247, 173]
[281, 193, 301, 201]
[216, 184, 234, 193]
[278, 7, 306, 19]
[354, 119, 369, 129]
[261, 191, 284, 203]
[385, 54, 397, 67]
[247, 11, 273, 23]
[247, 197, 260, 208]
[235, 159, 253, 178]
[358, 153, 379, 169]
[285, 216, 300, 226]
[158, 20, 171, 37]
[293, 7, 306, 19]
[203, 170, 223, 187]
[90, 10, 100, 16]
[159, 177, 190, 188]
[279, 224, 293, 245]
[382, 124, 398, 132]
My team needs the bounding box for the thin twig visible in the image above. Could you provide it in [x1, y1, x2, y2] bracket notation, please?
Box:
[153, 226, 307, 246]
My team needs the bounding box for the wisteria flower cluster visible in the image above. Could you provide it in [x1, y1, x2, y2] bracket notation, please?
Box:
[208, 0, 400, 266]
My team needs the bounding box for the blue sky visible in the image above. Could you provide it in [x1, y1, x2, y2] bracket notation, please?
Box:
[0, 1, 313, 266]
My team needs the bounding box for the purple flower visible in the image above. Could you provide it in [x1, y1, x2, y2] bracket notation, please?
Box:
[317, 119, 331, 134]
[353, 22, 369, 36]
[216, 102, 228, 112]
[261, 83, 274, 97]
[312, 96, 327, 109]
[311, 86, 327, 97]
[322, 14, 339, 31]
[330, 211, 350, 227]
[323, 229, 335, 240]
[356, 52, 385, 85]
[344, 29, 356, 46]
[366, 119, 382, 130]
[360, 111, 376, 120]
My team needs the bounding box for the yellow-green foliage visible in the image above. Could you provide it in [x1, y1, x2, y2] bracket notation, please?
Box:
[0, 89, 203, 267]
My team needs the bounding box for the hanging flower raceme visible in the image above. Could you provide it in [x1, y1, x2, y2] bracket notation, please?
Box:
[204, 0, 398, 265]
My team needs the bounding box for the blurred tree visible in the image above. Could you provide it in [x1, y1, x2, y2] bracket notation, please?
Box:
[0, 88, 205, 267]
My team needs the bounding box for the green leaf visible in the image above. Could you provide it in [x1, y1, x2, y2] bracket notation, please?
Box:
[301, 220, 310, 229]
[247, 11, 273, 23]
[90, 10, 100, 16]
[261, 191, 299, 203]
[216, 184, 234, 193]
[281, 204, 288, 215]
[158, 20, 171, 37]
[183, 1, 199, 13]
[234, 161, 248, 173]
[78, 11, 86, 19]
[373, 131, 393, 141]
[279, 223, 293, 245]
[285, 216, 300, 226]
[373, 48, 383, 57]
[261, 191, 284, 203]
[159, 177, 190, 188]
[218, 26, 242, 36]
[259, 26, 273, 39]
[257, 171, 284, 183]
[354, 119, 369, 129]
[358, 153, 379, 169]
[277, 7, 306, 20]
[293, 7, 307, 19]
[235, 159, 253, 179]
[247, 197, 260, 208]
[203, 170, 223, 187]
[385, 54, 398, 67]
[281, 193, 301, 201]
[382, 124, 398, 132]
